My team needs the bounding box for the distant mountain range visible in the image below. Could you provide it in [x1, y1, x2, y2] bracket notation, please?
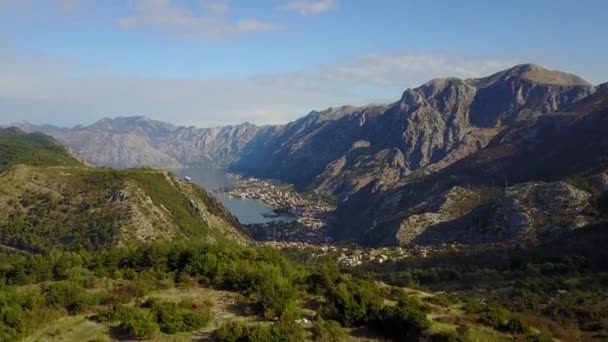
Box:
[13, 116, 266, 169]
[14, 64, 608, 247]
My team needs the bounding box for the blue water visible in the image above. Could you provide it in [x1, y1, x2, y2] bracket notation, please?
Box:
[174, 167, 294, 224]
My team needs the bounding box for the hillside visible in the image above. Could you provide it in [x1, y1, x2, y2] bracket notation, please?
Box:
[5, 239, 563, 342]
[0, 127, 80, 169]
[0, 130, 250, 253]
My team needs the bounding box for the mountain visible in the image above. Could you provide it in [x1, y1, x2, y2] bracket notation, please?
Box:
[230, 64, 595, 200]
[18, 64, 595, 202]
[332, 83, 608, 246]
[17, 116, 269, 169]
[0, 129, 250, 253]
[14, 64, 605, 247]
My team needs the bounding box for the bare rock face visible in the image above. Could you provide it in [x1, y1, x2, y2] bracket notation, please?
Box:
[468, 64, 593, 126]
[494, 182, 592, 241]
[396, 186, 482, 244]
[393, 181, 592, 246]
[49, 124, 183, 169]
[24, 116, 266, 169]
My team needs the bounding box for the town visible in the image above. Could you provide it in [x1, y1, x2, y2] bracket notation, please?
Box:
[219, 174, 335, 230]
[218, 174, 458, 267]
[258, 239, 441, 267]
[242, 221, 451, 267]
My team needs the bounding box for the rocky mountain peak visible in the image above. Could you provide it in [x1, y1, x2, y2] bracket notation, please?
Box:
[467, 64, 595, 127]
[471, 63, 591, 88]
[86, 116, 178, 137]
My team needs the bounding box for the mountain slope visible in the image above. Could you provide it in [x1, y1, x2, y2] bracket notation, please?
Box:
[0, 127, 80, 169]
[332, 86, 608, 246]
[231, 64, 595, 200]
[0, 130, 250, 253]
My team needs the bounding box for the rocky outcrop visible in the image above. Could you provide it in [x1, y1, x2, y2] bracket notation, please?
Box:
[393, 181, 592, 246]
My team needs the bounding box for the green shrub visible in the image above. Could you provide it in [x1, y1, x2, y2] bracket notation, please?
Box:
[216, 321, 247, 342]
[370, 296, 431, 341]
[42, 281, 95, 313]
[251, 265, 299, 318]
[95, 304, 139, 323]
[313, 318, 346, 342]
[430, 329, 472, 342]
[216, 317, 306, 342]
[323, 279, 383, 327]
[528, 330, 554, 342]
[114, 311, 159, 340]
[479, 305, 526, 334]
[150, 301, 211, 334]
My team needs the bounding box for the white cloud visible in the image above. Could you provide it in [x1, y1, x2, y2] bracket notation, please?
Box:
[282, 0, 336, 16]
[0, 49, 528, 127]
[254, 54, 521, 99]
[117, 0, 277, 40]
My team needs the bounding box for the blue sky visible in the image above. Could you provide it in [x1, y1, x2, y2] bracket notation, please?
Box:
[1, 0, 607, 127]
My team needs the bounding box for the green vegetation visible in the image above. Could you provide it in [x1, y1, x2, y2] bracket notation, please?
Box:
[0, 130, 79, 169]
[216, 312, 306, 342]
[124, 169, 228, 239]
[0, 240, 539, 341]
[113, 310, 160, 340]
[0, 166, 246, 253]
[0, 130, 247, 254]
[0, 189, 125, 253]
[97, 298, 212, 339]
[1, 129, 606, 340]
[312, 318, 347, 342]
[355, 222, 608, 340]
[147, 298, 211, 334]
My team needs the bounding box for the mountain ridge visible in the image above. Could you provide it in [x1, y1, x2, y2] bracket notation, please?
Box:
[332, 86, 608, 246]
[0, 129, 251, 253]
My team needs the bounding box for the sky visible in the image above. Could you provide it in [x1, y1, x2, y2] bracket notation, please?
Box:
[0, 0, 607, 127]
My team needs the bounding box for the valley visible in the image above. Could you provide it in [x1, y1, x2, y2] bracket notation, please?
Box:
[3, 64, 608, 341]
[3, 1, 608, 340]
[173, 167, 296, 225]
